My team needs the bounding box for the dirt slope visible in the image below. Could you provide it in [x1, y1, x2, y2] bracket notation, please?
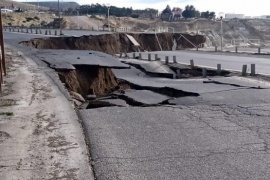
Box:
[3, 12, 55, 27]
[62, 16, 270, 47]
[58, 66, 118, 97]
[21, 33, 206, 54]
[65, 16, 102, 29]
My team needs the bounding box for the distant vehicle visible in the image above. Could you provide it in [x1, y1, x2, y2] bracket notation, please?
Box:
[1, 9, 13, 13]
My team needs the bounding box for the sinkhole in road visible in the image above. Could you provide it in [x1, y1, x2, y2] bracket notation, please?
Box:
[56, 65, 200, 109]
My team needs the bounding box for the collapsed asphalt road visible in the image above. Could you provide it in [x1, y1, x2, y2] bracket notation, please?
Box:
[79, 59, 270, 179]
[4, 30, 270, 179]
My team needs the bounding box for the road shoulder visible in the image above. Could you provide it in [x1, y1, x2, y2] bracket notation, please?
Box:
[0, 46, 94, 179]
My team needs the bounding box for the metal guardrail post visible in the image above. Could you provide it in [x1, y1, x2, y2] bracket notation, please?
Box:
[242, 65, 247, 76]
[202, 68, 207, 78]
[251, 64, 256, 76]
[173, 56, 177, 63]
[148, 54, 151, 61]
[190, 59, 195, 69]
[165, 56, 169, 65]
[217, 64, 222, 75]
[155, 54, 159, 61]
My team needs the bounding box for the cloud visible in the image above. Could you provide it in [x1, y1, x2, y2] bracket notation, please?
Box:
[16, 0, 270, 16]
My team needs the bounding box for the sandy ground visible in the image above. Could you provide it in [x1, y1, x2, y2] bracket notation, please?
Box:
[0, 46, 94, 179]
[65, 16, 102, 30]
[64, 15, 157, 31]
[2, 12, 55, 27]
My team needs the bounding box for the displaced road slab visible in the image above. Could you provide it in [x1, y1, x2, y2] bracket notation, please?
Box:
[113, 68, 246, 94]
[170, 88, 270, 106]
[35, 50, 129, 69]
[132, 51, 270, 75]
[114, 89, 170, 105]
[122, 59, 176, 78]
[205, 76, 270, 89]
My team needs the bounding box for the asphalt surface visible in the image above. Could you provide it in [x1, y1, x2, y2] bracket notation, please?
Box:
[131, 51, 270, 75]
[114, 89, 170, 105]
[122, 59, 176, 78]
[5, 30, 270, 180]
[113, 67, 261, 95]
[80, 104, 270, 180]
[5, 30, 270, 76]
[201, 46, 270, 54]
[34, 50, 129, 69]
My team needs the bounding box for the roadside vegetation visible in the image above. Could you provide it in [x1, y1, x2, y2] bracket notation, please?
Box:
[0, 112, 14, 116]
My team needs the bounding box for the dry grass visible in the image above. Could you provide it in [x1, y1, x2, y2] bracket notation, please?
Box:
[2, 11, 55, 27]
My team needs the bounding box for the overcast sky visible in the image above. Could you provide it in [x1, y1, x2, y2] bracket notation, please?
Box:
[18, 0, 270, 16]
[74, 0, 269, 16]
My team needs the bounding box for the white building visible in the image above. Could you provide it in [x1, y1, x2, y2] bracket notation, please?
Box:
[1, 9, 13, 13]
[225, 13, 245, 19]
[261, 15, 270, 20]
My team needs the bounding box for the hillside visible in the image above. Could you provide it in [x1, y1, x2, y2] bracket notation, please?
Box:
[2, 11, 55, 27]
[64, 15, 270, 47]
[23, 1, 79, 10]
[0, 0, 48, 10]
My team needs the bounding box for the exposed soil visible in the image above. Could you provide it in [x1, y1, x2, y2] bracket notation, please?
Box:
[3, 12, 54, 27]
[57, 65, 118, 98]
[21, 33, 206, 54]
[56, 63, 203, 109]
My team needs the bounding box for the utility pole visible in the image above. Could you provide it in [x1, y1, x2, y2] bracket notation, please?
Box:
[0, 10, 6, 78]
[219, 13, 224, 51]
[221, 17, 223, 51]
[107, 4, 110, 31]
[37, 0, 40, 27]
[77, 9, 79, 29]
[58, 0, 61, 29]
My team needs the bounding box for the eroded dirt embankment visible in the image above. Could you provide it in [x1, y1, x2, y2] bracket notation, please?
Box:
[22, 33, 205, 54]
[58, 66, 118, 97]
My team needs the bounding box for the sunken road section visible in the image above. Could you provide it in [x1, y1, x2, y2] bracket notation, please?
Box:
[21, 33, 205, 54]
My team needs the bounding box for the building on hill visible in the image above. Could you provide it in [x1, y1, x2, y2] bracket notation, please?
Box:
[225, 13, 245, 19]
[261, 15, 270, 20]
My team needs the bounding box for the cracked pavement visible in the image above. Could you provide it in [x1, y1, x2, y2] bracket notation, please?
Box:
[81, 103, 270, 179]
[5, 31, 270, 179]
[81, 64, 270, 179]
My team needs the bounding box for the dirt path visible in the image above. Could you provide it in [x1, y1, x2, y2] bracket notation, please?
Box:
[0, 46, 94, 179]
